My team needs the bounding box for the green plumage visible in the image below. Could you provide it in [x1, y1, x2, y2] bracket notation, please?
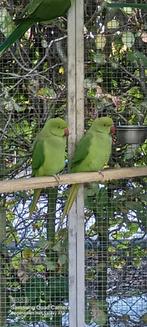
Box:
[63, 117, 114, 217]
[0, 0, 71, 55]
[29, 117, 68, 216]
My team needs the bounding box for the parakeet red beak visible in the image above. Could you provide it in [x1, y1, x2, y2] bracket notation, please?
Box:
[110, 125, 116, 135]
[110, 125, 116, 144]
[64, 127, 69, 137]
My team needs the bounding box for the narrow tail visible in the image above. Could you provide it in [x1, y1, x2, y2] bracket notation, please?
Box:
[62, 184, 80, 220]
[29, 188, 41, 218]
[47, 187, 58, 242]
[0, 20, 31, 56]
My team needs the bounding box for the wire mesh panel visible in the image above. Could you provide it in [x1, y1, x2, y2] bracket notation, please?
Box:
[0, 1, 70, 326]
[84, 1, 147, 327]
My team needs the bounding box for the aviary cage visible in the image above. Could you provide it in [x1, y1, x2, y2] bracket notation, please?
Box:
[0, 1, 147, 327]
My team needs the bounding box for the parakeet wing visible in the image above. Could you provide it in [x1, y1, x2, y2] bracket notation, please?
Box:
[71, 133, 91, 170]
[20, 0, 71, 20]
[32, 139, 45, 176]
[20, 0, 43, 18]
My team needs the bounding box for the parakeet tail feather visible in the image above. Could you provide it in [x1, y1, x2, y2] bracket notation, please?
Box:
[0, 21, 31, 55]
[62, 184, 80, 220]
[29, 188, 41, 218]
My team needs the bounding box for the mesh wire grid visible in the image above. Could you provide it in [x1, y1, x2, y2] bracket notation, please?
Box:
[84, 1, 147, 326]
[0, 1, 147, 327]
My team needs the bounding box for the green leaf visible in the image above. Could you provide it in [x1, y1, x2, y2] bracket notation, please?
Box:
[122, 32, 135, 49]
[128, 223, 139, 234]
[134, 51, 147, 65]
[58, 254, 67, 266]
[52, 241, 62, 252]
[0, 8, 15, 37]
[90, 299, 107, 326]
[128, 86, 143, 99]
[95, 34, 106, 50]
[127, 51, 147, 66]
[37, 87, 56, 99]
[45, 260, 57, 271]
[93, 51, 106, 65]
[107, 19, 119, 29]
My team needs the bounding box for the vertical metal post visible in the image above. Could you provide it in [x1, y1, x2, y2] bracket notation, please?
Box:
[68, 0, 84, 326]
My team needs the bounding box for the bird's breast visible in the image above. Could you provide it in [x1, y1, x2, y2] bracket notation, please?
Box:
[38, 137, 66, 176]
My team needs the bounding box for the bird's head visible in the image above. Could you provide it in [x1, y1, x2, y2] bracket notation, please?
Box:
[45, 117, 69, 137]
[92, 116, 115, 135]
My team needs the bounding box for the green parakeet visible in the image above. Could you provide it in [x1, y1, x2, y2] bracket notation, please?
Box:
[63, 116, 114, 218]
[29, 117, 69, 216]
[0, 0, 71, 56]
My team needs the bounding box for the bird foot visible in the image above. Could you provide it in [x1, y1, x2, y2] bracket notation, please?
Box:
[53, 174, 60, 184]
[98, 170, 104, 178]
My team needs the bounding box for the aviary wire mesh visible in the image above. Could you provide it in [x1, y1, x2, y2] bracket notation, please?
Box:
[0, 1, 147, 327]
[84, 1, 147, 327]
[0, 1, 69, 326]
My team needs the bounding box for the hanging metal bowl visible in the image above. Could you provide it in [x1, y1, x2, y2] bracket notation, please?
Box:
[116, 125, 147, 145]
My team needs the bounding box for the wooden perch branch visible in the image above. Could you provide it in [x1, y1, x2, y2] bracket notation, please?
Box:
[0, 167, 146, 194]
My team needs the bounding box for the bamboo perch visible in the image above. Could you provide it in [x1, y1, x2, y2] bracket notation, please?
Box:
[0, 167, 146, 194]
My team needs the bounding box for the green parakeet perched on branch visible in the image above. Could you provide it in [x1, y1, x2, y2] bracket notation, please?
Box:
[63, 116, 115, 218]
[0, 0, 71, 56]
[29, 117, 69, 216]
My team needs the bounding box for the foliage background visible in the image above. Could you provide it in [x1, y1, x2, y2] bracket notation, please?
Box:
[0, 1, 146, 326]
